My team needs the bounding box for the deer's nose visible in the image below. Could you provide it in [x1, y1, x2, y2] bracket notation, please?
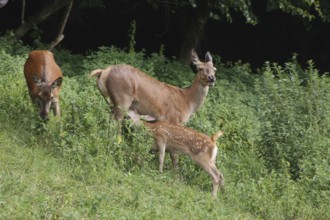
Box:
[207, 75, 215, 82]
[40, 111, 49, 120]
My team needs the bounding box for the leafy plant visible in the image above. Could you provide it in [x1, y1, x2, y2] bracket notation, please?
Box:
[256, 59, 330, 183]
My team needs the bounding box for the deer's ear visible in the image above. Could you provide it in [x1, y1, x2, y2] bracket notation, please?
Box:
[33, 75, 42, 86]
[191, 49, 201, 66]
[142, 115, 157, 122]
[191, 49, 201, 73]
[205, 51, 212, 63]
[51, 77, 63, 89]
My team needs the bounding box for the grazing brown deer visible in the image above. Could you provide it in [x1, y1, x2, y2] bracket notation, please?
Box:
[90, 49, 216, 164]
[128, 110, 224, 197]
[24, 50, 63, 119]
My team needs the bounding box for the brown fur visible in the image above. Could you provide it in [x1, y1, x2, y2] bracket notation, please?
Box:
[24, 50, 63, 119]
[147, 121, 224, 197]
[127, 109, 224, 197]
[90, 50, 216, 124]
[91, 50, 216, 166]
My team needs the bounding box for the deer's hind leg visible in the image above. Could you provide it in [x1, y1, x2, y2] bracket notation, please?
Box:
[110, 93, 134, 121]
[108, 93, 134, 142]
[194, 158, 223, 197]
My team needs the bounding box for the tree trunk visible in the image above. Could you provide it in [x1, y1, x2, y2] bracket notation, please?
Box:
[179, 0, 212, 63]
[49, 0, 74, 50]
[14, 0, 70, 40]
[21, 0, 26, 24]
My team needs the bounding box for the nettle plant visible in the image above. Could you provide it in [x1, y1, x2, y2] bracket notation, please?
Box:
[255, 60, 330, 181]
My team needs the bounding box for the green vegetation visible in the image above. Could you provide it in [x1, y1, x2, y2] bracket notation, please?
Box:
[0, 37, 329, 219]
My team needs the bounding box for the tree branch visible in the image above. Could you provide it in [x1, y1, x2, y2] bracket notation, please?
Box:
[49, 0, 74, 50]
[14, 0, 69, 40]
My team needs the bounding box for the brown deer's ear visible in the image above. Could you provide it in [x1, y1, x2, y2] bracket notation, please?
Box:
[205, 51, 212, 63]
[51, 77, 63, 89]
[33, 74, 42, 86]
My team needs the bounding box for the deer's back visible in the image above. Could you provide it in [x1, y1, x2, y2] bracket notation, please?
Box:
[105, 64, 191, 123]
[147, 121, 214, 156]
[24, 50, 62, 91]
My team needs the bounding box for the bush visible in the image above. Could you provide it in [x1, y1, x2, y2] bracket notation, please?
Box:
[256, 59, 330, 185]
[0, 31, 31, 56]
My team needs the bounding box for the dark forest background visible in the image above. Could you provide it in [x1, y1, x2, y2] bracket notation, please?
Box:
[1, 0, 330, 72]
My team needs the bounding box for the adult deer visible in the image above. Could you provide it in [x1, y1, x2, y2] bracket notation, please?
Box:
[24, 50, 63, 119]
[90, 49, 216, 122]
[90, 49, 216, 165]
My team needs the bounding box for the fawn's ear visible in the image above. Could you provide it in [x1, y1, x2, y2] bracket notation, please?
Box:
[127, 110, 140, 123]
[142, 115, 157, 122]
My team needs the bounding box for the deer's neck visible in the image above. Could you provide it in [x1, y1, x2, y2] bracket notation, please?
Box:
[184, 77, 209, 114]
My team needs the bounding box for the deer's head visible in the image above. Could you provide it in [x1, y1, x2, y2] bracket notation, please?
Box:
[191, 50, 217, 87]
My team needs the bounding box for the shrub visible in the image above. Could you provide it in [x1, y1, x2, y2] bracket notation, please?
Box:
[0, 32, 31, 56]
[256, 60, 330, 184]
[82, 46, 147, 75]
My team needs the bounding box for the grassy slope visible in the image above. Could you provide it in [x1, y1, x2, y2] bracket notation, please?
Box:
[0, 45, 329, 219]
[0, 49, 252, 219]
[0, 128, 252, 219]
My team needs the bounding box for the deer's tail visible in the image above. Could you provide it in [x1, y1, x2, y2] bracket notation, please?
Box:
[90, 69, 103, 78]
[211, 131, 224, 142]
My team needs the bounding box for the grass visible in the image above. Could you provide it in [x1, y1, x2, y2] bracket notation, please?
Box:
[0, 42, 329, 219]
[0, 127, 254, 219]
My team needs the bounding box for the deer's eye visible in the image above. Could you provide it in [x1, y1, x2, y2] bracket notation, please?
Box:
[198, 66, 205, 72]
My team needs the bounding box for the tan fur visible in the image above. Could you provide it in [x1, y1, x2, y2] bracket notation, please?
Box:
[146, 121, 224, 197]
[90, 50, 216, 124]
[24, 50, 63, 119]
[211, 131, 224, 142]
[91, 50, 216, 167]
[127, 110, 224, 197]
